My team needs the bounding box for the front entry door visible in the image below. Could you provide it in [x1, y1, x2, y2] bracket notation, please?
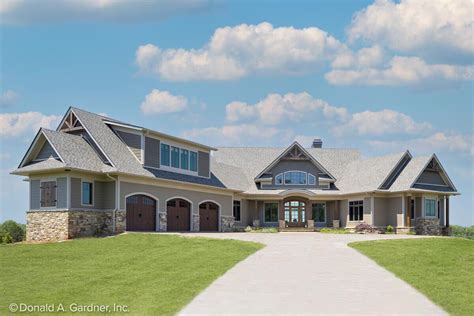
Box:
[284, 201, 306, 226]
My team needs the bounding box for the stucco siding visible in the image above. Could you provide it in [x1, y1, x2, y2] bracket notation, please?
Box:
[374, 197, 403, 227]
[339, 200, 348, 227]
[325, 201, 336, 227]
[56, 177, 68, 209]
[198, 151, 210, 178]
[235, 199, 253, 227]
[119, 181, 232, 217]
[415, 197, 422, 218]
[30, 180, 40, 209]
[363, 197, 372, 225]
[144, 136, 160, 169]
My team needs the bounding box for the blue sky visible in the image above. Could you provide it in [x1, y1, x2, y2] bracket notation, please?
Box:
[0, 0, 472, 225]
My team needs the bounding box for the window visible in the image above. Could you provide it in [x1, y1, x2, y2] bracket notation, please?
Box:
[264, 203, 278, 222]
[40, 181, 57, 208]
[190, 151, 197, 172]
[82, 181, 93, 205]
[349, 200, 363, 221]
[180, 149, 189, 170]
[284, 171, 307, 185]
[275, 173, 283, 184]
[425, 198, 436, 217]
[410, 199, 415, 219]
[233, 201, 241, 221]
[161, 143, 170, 166]
[312, 203, 326, 223]
[308, 174, 316, 185]
[171, 146, 180, 168]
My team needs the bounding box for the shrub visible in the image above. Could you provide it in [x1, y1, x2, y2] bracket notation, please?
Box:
[450, 225, 474, 240]
[2, 232, 13, 244]
[319, 228, 350, 234]
[0, 220, 25, 242]
[386, 225, 394, 233]
[244, 226, 253, 232]
[355, 222, 377, 234]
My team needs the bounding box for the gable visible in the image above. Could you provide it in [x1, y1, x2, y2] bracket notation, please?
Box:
[412, 156, 456, 191]
[35, 141, 59, 161]
[18, 131, 62, 168]
[255, 142, 335, 181]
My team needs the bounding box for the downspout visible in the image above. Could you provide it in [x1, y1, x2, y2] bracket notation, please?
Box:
[106, 173, 118, 234]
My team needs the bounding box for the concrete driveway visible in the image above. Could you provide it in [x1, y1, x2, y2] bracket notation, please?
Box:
[179, 232, 445, 315]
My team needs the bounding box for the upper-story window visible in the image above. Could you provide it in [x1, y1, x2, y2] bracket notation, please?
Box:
[180, 149, 189, 170]
[190, 151, 197, 172]
[171, 146, 180, 168]
[161, 144, 170, 166]
[161, 142, 198, 173]
[275, 171, 316, 186]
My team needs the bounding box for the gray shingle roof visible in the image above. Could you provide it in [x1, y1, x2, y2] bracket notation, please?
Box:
[389, 156, 431, 192]
[335, 152, 406, 194]
[12, 157, 66, 174]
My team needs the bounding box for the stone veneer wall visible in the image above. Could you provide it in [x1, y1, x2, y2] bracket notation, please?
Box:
[221, 215, 235, 232]
[415, 218, 442, 235]
[27, 210, 126, 242]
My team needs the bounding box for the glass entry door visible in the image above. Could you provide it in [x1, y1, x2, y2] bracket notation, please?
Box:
[284, 201, 306, 226]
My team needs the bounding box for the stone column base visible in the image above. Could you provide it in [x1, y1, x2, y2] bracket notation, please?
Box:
[253, 219, 260, 228]
[221, 216, 235, 232]
[415, 218, 441, 235]
[192, 214, 200, 232]
[307, 220, 315, 229]
[158, 212, 167, 232]
[332, 220, 340, 228]
[279, 220, 286, 229]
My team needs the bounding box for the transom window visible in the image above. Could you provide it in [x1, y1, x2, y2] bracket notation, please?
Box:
[349, 200, 363, 221]
[425, 198, 436, 217]
[82, 181, 93, 205]
[161, 142, 198, 172]
[264, 203, 279, 222]
[275, 171, 316, 186]
[233, 201, 241, 221]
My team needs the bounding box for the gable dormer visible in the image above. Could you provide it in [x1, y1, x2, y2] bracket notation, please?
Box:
[18, 129, 63, 168]
[255, 142, 335, 189]
[412, 155, 456, 191]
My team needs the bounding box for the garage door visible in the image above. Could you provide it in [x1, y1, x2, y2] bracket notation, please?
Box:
[126, 195, 156, 231]
[199, 202, 219, 232]
[167, 199, 191, 231]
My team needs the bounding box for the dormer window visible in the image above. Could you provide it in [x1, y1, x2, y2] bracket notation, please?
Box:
[274, 171, 316, 186]
[285, 171, 307, 185]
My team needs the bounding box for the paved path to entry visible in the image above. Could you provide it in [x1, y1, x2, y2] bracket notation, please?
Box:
[179, 233, 445, 315]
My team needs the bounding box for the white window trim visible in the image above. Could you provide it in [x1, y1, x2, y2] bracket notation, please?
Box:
[275, 170, 317, 186]
[308, 173, 316, 185]
[233, 198, 242, 222]
[423, 195, 438, 218]
[312, 202, 327, 224]
[81, 179, 94, 207]
[263, 202, 279, 223]
[275, 173, 284, 185]
[160, 141, 199, 176]
[348, 198, 364, 222]
[40, 179, 57, 210]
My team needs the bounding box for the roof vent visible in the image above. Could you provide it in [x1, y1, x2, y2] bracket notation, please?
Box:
[312, 138, 323, 148]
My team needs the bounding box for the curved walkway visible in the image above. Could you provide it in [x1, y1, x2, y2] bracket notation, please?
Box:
[179, 233, 445, 315]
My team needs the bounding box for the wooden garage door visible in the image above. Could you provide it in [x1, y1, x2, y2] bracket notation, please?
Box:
[126, 195, 156, 231]
[167, 199, 190, 231]
[199, 202, 219, 232]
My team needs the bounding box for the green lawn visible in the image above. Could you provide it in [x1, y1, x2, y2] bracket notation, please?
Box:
[349, 238, 474, 316]
[0, 234, 263, 315]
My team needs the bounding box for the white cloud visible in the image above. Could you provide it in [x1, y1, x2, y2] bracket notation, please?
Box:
[325, 56, 473, 86]
[331, 45, 385, 69]
[0, 112, 60, 137]
[334, 109, 432, 136]
[0, 90, 19, 107]
[136, 22, 346, 81]
[140, 89, 188, 115]
[0, 0, 213, 25]
[225, 92, 349, 125]
[369, 132, 473, 156]
[348, 0, 474, 59]
[182, 124, 294, 146]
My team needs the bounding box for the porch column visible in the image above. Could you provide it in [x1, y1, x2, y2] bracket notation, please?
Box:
[371, 197, 375, 226]
[445, 197, 450, 227]
[306, 200, 312, 221]
[439, 196, 445, 226]
[335, 200, 340, 220]
[401, 195, 406, 227]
